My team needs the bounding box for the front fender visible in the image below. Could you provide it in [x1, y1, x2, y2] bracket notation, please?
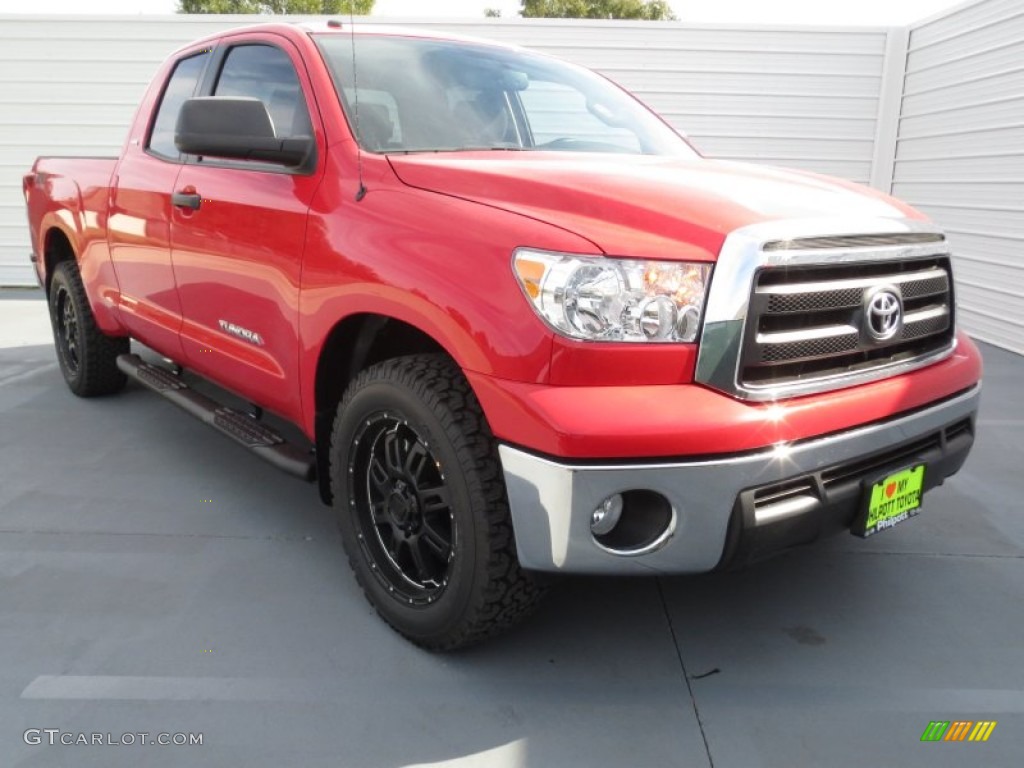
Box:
[297, 173, 597, 438]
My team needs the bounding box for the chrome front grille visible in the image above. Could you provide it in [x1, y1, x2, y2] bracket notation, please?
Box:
[695, 221, 958, 401]
[740, 257, 955, 388]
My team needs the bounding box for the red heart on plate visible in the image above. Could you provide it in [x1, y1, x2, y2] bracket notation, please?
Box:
[885, 482, 897, 498]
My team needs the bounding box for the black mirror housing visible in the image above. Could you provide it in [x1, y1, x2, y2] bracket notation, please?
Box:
[175, 97, 313, 167]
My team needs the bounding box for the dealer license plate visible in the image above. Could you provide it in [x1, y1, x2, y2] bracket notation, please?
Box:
[855, 465, 926, 538]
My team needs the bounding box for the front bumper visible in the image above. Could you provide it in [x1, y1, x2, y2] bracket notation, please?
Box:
[499, 385, 979, 574]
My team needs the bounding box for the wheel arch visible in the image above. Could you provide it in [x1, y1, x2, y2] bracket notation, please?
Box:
[42, 225, 77, 294]
[312, 312, 455, 504]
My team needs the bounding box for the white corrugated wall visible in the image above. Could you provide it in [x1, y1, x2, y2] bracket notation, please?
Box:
[890, 0, 1024, 354]
[0, 14, 891, 287]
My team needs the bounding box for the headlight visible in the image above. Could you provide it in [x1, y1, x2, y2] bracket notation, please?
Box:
[513, 248, 712, 343]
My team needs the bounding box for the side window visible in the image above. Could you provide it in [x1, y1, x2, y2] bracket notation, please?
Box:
[519, 80, 640, 152]
[148, 51, 209, 160]
[342, 88, 402, 151]
[214, 44, 312, 141]
[447, 87, 520, 148]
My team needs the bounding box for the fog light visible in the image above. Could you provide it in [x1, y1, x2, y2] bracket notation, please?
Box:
[591, 493, 624, 535]
[591, 489, 676, 556]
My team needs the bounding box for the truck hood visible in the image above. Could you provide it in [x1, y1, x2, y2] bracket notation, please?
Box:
[387, 153, 923, 260]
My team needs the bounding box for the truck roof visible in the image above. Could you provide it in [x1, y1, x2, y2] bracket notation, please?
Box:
[172, 20, 524, 57]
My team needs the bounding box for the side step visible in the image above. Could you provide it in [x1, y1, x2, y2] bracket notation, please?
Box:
[117, 354, 315, 481]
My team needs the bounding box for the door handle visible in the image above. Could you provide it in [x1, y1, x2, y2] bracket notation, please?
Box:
[172, 190, 202, 210]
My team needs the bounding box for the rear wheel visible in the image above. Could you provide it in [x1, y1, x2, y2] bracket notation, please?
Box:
[48, 261, 128, 397]
[330, 354, 544, 650]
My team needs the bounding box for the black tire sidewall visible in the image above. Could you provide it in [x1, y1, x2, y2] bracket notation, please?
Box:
[332, 375, 486, 643]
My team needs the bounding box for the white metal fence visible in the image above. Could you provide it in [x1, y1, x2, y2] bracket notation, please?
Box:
[0, 4, 1019, 353]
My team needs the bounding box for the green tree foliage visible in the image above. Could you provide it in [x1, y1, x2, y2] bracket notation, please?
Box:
[178, 0, 375, 14]
[521, 0, 676, 19]
[484, 7, 502, 16]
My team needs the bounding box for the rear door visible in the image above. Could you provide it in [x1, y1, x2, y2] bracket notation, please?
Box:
[108, 46, 211, 357]
[170, 35, 326, 423]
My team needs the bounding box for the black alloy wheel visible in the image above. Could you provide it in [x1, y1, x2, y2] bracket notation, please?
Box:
[53, 281, 81, 376]
[349, 414, 455, 604]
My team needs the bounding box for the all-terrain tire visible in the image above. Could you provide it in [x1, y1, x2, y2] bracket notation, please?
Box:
[330, 354, 545, 650]
[48, 260, 129, 397]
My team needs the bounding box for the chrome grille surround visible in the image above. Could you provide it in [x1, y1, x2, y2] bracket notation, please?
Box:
[695, 218, 957, 401]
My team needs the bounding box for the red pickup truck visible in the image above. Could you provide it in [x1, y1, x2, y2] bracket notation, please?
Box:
[23, 22, 981, 649]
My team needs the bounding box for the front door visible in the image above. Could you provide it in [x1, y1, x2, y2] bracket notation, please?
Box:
[170, 37, 325, 423]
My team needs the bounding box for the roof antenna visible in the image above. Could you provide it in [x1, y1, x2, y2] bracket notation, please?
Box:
[349, 11, 367, 202]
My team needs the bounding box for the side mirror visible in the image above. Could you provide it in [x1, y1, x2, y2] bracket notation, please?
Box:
[175, 97, 313, 167]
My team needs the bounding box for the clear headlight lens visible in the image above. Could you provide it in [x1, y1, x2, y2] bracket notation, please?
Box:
[513, 248, 712, 343]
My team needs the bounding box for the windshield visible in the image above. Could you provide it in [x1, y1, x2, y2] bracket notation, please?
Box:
[314, 34, 697, 156]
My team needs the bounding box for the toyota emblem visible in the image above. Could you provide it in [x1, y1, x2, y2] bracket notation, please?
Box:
[864, 288, 903, 342]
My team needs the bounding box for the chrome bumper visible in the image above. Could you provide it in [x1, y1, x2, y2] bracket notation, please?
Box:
[499, 385, 980, 574]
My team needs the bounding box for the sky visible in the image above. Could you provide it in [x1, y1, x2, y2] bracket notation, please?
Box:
[5, 0, 969, 25]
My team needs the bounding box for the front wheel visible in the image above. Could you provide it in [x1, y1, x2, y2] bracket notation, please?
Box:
[48, 261, 129, 397]
[330, 354, 544, 650]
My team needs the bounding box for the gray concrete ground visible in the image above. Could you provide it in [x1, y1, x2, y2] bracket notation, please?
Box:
[1, 289, 1021, 767]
